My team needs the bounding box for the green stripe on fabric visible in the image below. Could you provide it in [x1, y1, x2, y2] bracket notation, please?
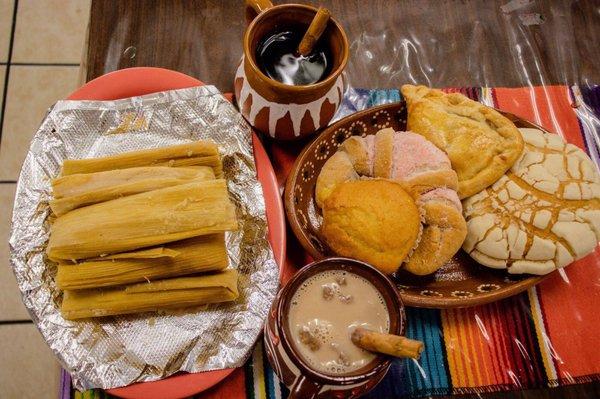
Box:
[244, 357, 256, 399]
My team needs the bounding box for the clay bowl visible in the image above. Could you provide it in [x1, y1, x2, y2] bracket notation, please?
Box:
[284, 101, 549, 308]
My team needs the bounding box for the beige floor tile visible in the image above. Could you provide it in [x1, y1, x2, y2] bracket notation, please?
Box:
[0, 184, 29, 321]
[12, 0, 90, 64]
[0, 324, 60, 398]
[0, 65, 80, 180]
[0, 0, 14, 62]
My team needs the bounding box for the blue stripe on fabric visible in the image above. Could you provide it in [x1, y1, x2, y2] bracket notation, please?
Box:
[264, 357, 277, 399]
[364, 307, 450, 398]
[405, 307, 450, 394]
[366, 89, 402, 108]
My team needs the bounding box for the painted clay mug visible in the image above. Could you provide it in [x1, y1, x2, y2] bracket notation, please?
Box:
[264, 258, 405, 398]
[235, 0, 349, 140]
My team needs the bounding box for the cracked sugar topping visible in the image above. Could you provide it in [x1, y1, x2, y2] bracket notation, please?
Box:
[463, 128, 600, 275]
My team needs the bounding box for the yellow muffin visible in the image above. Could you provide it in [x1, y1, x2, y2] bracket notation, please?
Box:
[321, 179, 421, 274]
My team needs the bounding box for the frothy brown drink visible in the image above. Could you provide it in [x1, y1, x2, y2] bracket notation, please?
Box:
[288, 270, 390, 375]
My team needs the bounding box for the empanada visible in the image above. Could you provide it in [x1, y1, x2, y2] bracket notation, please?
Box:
[401, 85, 524, 198]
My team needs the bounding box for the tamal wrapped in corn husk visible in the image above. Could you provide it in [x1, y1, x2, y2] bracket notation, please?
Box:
[57, 234, 228, 290]
[91, 247, 181, 260]
[50, 166, 215, 216]
[61, 141, 223, 177]
[47, 179, 237, 260]
[61, 269, 239, 320]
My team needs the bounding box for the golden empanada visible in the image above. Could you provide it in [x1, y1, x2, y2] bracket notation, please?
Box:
[401, 85, 524, 199]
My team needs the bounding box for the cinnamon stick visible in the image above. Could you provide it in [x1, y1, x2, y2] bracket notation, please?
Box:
[297, 7, 331, 56]
[351, 327, 424, 359]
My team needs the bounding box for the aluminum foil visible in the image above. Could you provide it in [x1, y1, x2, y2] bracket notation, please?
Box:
[8, 86, 279, 390]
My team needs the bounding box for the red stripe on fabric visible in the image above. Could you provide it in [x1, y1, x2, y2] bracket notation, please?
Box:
[493, 86, 583, 148]
[494, 86, 600, 379]
[521, 294, 547, 381]
[498, 298, 529, 388]
[508, 295, 538, 386]
[486, 303, 512, 385]
[440, 87, 479, 102]
[536, 254, 600, 378]
[488, 302, 514, 386]
[199, 367, 247, 399]
[505, 297, 530, 385]
[518, 294, 547, 384]
[475, 306, 502, 385]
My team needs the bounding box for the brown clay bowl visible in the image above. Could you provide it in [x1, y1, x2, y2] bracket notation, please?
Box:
[284, 102, 549, 308]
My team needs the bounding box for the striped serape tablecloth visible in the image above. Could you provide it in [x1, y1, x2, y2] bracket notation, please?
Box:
[67, 85, 600, 398]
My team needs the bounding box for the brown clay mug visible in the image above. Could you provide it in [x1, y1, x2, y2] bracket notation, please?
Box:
[235, 0, 349, 140]
[264, 257, 405, 398]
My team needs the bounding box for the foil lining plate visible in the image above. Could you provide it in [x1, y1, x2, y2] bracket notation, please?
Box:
[8, 86, 279, 390]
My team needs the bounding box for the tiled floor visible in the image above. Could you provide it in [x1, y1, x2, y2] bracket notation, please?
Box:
[0, 0, 90, 398]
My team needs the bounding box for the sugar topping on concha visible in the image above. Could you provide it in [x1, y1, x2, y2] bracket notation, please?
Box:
[463, 128, 600, 275]
[316, 129, 466, 276]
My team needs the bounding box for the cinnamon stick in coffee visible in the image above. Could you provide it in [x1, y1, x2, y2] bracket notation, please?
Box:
[297, 7, 331, 56]
[351, 327, 424, 359]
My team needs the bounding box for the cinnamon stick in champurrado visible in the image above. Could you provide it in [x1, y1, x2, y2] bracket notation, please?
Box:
[351, 327, 424, 359]
[297, 7, 331, 56]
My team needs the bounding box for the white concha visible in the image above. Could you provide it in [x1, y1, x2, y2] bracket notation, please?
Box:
[463, 128, 600, 275]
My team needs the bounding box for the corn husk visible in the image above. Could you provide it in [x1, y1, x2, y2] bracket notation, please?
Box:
[52, 166, 214, 198]
[61, 270, 239, 320]
[57, 234, 228, 290]
[50, 166, 215, 216]
[155, 156, 223, 177]
[91, 247, 180, 260]
[61, 141, 222, 177]
[47, 179, 237, 260]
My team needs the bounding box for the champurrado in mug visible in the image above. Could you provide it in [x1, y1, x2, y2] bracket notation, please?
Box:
[264, 258, 405, 398]
[288, 269, 390, 375]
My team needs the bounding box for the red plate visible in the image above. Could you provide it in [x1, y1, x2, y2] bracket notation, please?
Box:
[67, 67, 286, 399]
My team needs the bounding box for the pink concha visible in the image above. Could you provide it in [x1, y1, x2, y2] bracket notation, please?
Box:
[420, 187, 463, 212]
[391, 131, 452, 180]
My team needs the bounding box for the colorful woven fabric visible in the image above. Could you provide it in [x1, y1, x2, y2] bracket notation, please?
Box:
[68, 85, 600, 398]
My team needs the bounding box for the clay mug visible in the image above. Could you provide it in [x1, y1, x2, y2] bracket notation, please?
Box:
[264, 257, 405, 398]
[235, 0, 349, 140]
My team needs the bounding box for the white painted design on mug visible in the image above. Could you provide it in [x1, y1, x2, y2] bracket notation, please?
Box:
[264, 322, 285, 379]
[235, 58, 343, 137]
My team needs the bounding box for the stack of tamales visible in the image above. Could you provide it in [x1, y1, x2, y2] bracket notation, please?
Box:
[47, 141, 240, 320]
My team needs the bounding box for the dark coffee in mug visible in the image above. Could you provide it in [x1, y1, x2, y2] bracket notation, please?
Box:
[255, 28, 332, 86]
